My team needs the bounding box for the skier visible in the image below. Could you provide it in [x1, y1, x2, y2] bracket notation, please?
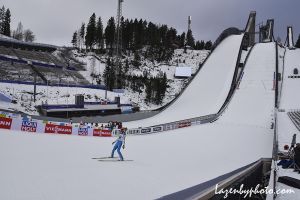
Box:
[111, 128, 126, 161]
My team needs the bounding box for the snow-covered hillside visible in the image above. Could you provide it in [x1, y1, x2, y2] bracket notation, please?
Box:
[0, 49, 209, 115]
[0, 83, 129, 115]
[74, 49, 209, 110]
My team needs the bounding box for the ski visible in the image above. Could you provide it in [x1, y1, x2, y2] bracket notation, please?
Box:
[98, 159, 133, 162]
[91, 156, 115, 159]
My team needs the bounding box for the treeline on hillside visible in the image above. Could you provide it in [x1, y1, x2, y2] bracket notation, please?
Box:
[295, 34, 300, 48]
[72, 13, 213, 105]
[0, 5, 35, 42]
[101, 58, 168, 105]
[72, 13, 213, 55]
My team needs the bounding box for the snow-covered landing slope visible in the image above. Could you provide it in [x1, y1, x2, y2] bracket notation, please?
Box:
[0, 124, 272, 200]
[279, 48, 300, 110]
[277, 48, 300, 150]
[217, 42, 276, 129]
[125, 34, 244, 128]
[0, 42, 276, 200]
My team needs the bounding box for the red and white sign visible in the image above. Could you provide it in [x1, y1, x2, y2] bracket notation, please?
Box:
[178, 121, 191, 128]
[0, 117, 12, 129]
[93, 129, 112, 137]
[45, 124, 72, 135]
[21, 121, 37, 132]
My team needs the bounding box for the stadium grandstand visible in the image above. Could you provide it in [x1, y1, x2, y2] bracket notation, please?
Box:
[0, 34, 92, 87]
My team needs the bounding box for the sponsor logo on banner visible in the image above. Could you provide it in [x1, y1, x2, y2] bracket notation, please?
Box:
[152, 126, 162, 132]
[0, 117, 12, 129]
[21, 121, 37, 132]
[45, 123, 72, 134]
[78, 127, 88, 136]
[93, 129, 112, 137]
[141, 128, 151, 134]
[178, 121, 191, 128]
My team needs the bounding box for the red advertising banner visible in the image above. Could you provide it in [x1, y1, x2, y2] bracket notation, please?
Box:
[45, 123, 72, 135]
[0, 117, 12, 129]
[93, 129, 112, 137]
[21, 121, 37, 133]
[178, 121, 191, 128]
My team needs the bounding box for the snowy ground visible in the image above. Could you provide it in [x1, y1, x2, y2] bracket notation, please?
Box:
[0, 123, 272, 200]
[0, 83, 129, 115]
[271, 46, 300, 200]
[0, 49, 209, 115]
[275, 166, 300, 200]
[74, 49, 209, 111]
[0, 38, 277, 200]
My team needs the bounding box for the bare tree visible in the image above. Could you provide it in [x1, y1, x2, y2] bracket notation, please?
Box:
[23, 29, 35, 42]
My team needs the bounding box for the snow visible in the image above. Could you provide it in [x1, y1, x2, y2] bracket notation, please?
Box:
[279, 48, 300, 110]
[73, 49, 209, 111]
[124, 34, 244, 128]
[274, 166, 300, 200]
[277, 47, 300, 150]
[0, 36, 277, 200]
[0, 123, 272, 200]
[175, 66, 192, 77]
[217, 42, 275, 129]
[0, 83, 129, 115]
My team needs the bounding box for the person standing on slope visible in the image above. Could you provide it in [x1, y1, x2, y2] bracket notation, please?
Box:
[111, 128, 126, 161]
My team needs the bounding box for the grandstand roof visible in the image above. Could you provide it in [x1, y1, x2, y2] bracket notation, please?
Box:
[0, 34, 58, 52]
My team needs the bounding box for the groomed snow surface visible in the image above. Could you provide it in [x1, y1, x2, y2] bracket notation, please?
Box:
[125, 34, 244, 128]
[0, 124, 272, 200]
[0, 41, 276, 199]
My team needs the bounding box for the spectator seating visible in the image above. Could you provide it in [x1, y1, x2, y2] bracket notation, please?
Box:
[288, 111, 300, 132]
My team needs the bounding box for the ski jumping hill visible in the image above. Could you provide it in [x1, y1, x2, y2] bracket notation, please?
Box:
[125, 34, 244, 128]
[0, 42, 275, 200]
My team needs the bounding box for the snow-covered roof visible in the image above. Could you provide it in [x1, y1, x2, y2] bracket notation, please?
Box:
[175, 65, 192, 77]
[0, 34, 58, 51]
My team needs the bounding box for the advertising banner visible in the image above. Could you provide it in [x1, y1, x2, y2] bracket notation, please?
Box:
[78, 127, 89, 136]
[45, 123, 72, 134]
[93, 129, 112, 137]
[21, 121, 37, 132]
[178, 121, 191, 128]
[0, 117, 12, 129]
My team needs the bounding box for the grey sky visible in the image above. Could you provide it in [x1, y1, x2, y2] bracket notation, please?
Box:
[2, 0, 300, 46]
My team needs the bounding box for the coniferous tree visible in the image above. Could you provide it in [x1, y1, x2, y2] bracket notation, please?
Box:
[72, 31, 78, 48]
[186, 29, 195, 48]
[179, 32, 186, 48]
[0, 6, 6, 34]
[79, 23, 85, 50]
[85, 13, 96, 50]
[145, 80, 152, 104]
[204, 40, 213, 50]
[105, 17, 116, 50]
[3, 8, 11, 36]
[103, 58, 115, 90]
[295, 34, 300, 48]
[96, 17, 103, 49]
[12, 22, 23, 40]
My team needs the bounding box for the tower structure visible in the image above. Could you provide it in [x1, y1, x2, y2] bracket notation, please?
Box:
[115, 0, 123, 60]
[184, 16, 192, 52]
[188, 16, 192, 32]
[287, 26, 294, 48]
[244, 11, 256, 47]
[113, 0, 124, 89]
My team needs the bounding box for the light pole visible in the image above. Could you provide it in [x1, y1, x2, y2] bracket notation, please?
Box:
[27, 61, 36, 102]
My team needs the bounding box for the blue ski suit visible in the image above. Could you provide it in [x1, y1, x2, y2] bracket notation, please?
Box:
[111, 131, 126, 160]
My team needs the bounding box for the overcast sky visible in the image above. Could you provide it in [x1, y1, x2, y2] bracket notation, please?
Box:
[2, 0, 300, 46]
